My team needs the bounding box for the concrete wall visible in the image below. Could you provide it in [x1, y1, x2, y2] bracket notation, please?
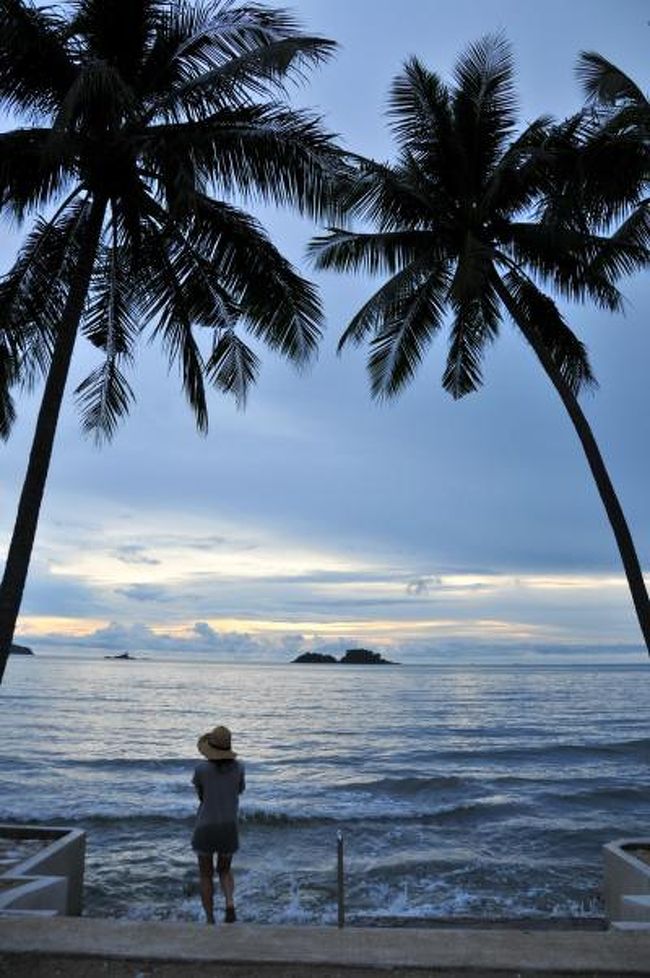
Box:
[0, 876, 67, 915]
[603, 839, 650, 926]
[0, 825, 85, 917]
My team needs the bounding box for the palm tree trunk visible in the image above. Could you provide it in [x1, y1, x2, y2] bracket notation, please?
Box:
[491, 273, 650, 654]
[0, 198, 107, 683]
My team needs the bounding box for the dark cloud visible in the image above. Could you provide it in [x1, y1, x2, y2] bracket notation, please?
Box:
[407, 576, 442, 595]
[18, 567, 105, 617]
[113, 545, 160, 566]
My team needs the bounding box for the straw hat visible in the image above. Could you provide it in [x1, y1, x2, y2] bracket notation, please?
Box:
[197, 725, 237, 760]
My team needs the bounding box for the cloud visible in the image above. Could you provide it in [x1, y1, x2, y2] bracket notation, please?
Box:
[113, 545, 160, 566]
[114, 584, 171, 603]
[183, 535, 242, 551]
[18, 619, 298, 659]
[406, 576, 442, 596]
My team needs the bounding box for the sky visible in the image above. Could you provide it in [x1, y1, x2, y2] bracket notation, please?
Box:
[1, 0, 649, 663]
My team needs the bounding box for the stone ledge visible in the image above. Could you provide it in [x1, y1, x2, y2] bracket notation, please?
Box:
[2, 916, 650, 976]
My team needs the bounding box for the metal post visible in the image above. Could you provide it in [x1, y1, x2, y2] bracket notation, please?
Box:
[337, 829, 345, 928]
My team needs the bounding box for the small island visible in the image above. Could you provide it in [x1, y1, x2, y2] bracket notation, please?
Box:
[103, 651, 137, 660]
[9, 643, 34, 656]
[292, 651, 338, 664]
[340, 648, 396, 664]
[293, 648, 397, 665]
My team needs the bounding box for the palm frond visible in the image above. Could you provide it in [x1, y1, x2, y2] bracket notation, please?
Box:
[500, 269, 597, 395]
[0, 0, 75, 117]
[0, 194, 90, 388]
[74, 359, 135, 444]
[205, 328, 260, 407]
[452, 34, 517, 185]
[157, 307, 209, 432]
[0, 128, 76, 218]
[367, 266, 449, 398]
[0, 332, 18, 439]
[134, 194, 239, 328]
[77, 222, 139, 441]
[175, 194, 323, 364]
[142, 0, 335, 119]
[387, 60, 471, 213]
[504, 223, 636, 312]
[483, 115, 554, 215]
[537, 117, 647, 230]
[308, 227, 433, 277]
[171, 0, 332, 78]
[442, 233, 500, 397]
[133, 217, 210, 431]
[156, 35, 337, 119]
[607, 199, 650, 253]
[388, 57, 453, 152]
[143, 104, 346, 222]
[334, 154, 437, 230]
[442, 288, 500, 398]
[577, 51, 648, 108]
[336, 260, 440, 351]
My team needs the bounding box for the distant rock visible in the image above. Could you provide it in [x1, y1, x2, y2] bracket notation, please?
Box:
[10, 643, 34, 656]
[340, 648, 395, 665]
[292, 652, 337, 664]
[103, 651, 136, 660]
[292, 648, 397, 665]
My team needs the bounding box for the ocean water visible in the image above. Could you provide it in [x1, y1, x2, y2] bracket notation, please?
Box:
[1, 654, 649, 924]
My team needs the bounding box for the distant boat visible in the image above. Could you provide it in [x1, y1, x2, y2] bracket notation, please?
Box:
[103, 651, 136, 660]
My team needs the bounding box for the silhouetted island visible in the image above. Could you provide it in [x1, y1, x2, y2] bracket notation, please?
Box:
[292, 648, 396, 665]
[292, 652, 337, 664]
[10, 643, 34, 656]
[104, 652, 136, 660]
[341, 648, 396, 664]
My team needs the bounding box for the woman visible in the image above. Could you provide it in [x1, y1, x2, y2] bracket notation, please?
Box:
[192, 725, 246, 924]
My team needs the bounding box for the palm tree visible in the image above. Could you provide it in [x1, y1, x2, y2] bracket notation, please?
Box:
[0, 0, 345, 683]
[309, 36, 650, 654]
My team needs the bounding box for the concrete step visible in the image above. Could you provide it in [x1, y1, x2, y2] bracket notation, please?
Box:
[2, 915, 650, 976]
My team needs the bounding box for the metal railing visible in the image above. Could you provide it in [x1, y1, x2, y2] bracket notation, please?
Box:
[337, 829, 345, 928]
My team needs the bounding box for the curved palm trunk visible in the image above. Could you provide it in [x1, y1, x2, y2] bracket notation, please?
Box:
[0, 198, 106, 683]
[491, 273, 650, 654]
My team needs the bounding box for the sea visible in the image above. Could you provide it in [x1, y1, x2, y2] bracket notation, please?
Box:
[1, 653, 649, 925]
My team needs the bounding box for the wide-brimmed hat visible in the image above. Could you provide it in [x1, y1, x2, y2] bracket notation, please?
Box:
[197, 725, 237, 760]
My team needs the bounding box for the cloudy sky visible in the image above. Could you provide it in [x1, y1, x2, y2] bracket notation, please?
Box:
[2, 0, 649, 662]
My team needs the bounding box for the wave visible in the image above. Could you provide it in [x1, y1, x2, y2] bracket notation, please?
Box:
[437, 737, 650, 765]
[0, 795, 525, 831]
[4, 737, 648, 779]
[336, 775, 467, 796]
[540, 783, 650, 808]
[51, 757, 192, 771]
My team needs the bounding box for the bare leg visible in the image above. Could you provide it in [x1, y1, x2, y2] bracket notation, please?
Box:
[198, 853, 215, 924]
[217, 853, 235, 920]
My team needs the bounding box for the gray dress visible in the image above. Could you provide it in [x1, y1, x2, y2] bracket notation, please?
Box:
[191, 759, 246, 855]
